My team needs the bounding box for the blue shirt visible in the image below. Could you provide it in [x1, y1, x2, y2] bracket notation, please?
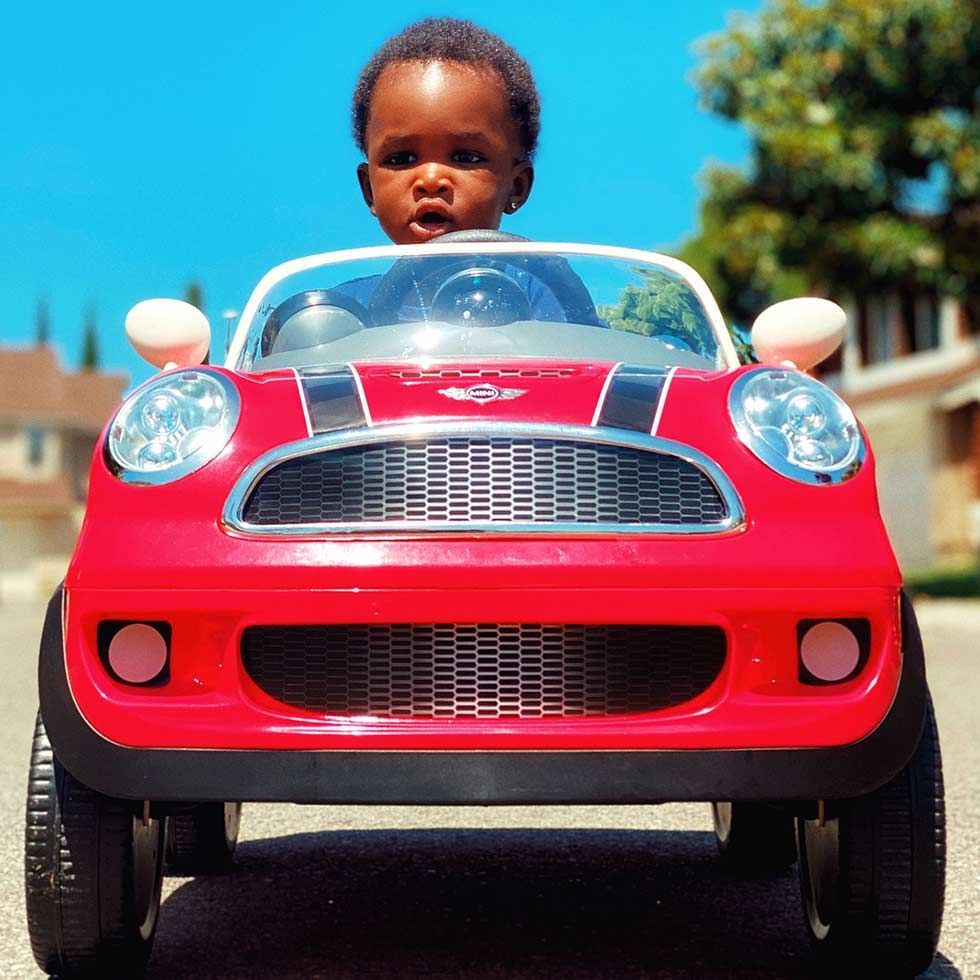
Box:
[333, 267, 577, 325]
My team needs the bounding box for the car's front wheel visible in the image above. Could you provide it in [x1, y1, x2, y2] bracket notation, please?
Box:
[166, 802, 242, 873]
[25, 712, 164, 977]
[796, 695, 945, 976]
[710, 801, 797, 875]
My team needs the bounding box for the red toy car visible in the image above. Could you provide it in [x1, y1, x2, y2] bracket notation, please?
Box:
[26, 236, 945, 977]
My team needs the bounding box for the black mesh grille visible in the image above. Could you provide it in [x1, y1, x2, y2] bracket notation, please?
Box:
[241, 624, 727, 719]
[241, 438, 727, 527]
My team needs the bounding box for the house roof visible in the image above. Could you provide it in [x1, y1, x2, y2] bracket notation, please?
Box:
[0, 346, 127, 432]
[0, 475, 76, 514]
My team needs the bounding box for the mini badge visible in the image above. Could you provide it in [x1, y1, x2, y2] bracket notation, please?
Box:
[438, 384, 527, 404]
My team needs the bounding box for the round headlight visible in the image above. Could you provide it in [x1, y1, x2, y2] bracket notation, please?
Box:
[728, 369, 864, 484]
[107, 369, 240, 484]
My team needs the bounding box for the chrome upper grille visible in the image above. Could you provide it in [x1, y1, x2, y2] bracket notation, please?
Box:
[238, 434, 730, 529]
[241, 623, 727, 719]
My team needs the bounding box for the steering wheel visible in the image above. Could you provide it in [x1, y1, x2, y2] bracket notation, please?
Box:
[429, 266, 532, 326]
[366, 229, 603, 328]
[260, 289, 370, 356]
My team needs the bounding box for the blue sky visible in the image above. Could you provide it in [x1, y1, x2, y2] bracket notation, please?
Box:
[1, 1, 757, 385]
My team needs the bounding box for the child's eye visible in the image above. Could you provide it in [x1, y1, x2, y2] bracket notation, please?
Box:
[383, 151, 416, 166]
[452, 151, 486, 164]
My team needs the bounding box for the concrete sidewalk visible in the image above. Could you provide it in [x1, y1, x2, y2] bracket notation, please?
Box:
[912, 596, 980, 630]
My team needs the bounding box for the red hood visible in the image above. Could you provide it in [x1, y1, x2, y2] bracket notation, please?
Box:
[350, 360, 615, 426]
[255, 359, 733, 444]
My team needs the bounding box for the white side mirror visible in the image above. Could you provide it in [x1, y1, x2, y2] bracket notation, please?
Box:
[751, 298, 845, 371]
[125, 299, 211, 370]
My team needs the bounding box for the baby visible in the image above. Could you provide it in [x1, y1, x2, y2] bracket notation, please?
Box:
[352, 18, 540, 244]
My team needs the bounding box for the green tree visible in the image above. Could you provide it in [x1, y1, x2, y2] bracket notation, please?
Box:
[80, 304, 99, 371]
[681, 0, 980, 324]
[184, 281, 205, 313]
[184, 281, 209, 364]
[598, 271, 719, 357]
[677, 167, 810, 327]
[35, 296, 51, 348]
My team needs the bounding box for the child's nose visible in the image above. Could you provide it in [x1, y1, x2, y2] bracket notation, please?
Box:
[413, 163, 451, 196]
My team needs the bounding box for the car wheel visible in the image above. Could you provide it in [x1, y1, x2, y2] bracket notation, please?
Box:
[710, 801, 798, 875]
[797, 694, 945, 976]
[166, 802, 242, 873]
[25, 711, 164, 977]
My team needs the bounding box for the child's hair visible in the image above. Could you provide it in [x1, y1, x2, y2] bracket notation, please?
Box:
[352, 18, 541, 161]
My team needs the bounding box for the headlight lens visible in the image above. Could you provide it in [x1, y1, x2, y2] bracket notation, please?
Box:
[728, 369, 863, 484]
[107, 369, 240, 484]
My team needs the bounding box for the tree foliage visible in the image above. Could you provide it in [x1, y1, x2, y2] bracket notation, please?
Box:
[681, 0, 980, 324]
[598, 271, 718, 357]
[34, 296, 50, 348]
[184, 281, 205, 313]
[80, 304, 99, 371]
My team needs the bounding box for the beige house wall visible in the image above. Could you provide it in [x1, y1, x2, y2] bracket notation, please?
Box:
[0, 423, 17, 473]
[62, 432, 96, 499]
[931, 403, 977, 564]
[832, 293, 980, 572]
[0, 348, 126, 600]
[0, 425, 95, 601]
[0, 422, 63, 482]
[932, 460, 974, 564]
[857, 398, 935, 569]
[855, 394, 979, 570]
[0, 514, 80, 602]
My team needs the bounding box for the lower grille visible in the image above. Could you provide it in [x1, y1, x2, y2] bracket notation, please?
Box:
[241, 624, 726, 719]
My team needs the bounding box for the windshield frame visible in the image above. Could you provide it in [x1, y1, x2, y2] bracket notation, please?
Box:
[226, 242, 739, 371]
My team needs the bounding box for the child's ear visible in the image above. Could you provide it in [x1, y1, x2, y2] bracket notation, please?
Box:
[356, 163, 377, 214]
[508, 161, 534, 214]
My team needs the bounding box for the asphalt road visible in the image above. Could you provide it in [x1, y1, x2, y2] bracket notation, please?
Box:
[1, 599, 976, 979]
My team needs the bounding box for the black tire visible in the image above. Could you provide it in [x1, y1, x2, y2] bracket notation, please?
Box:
[797, 695, 945, 976]
[710, 801, 798, 875]
[166, 802, 242, 873]
[25, 711, 164, 978]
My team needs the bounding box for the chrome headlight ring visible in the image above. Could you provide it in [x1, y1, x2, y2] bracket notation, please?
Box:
[728, 368, 865, 485]
[106, 369, 240, 485]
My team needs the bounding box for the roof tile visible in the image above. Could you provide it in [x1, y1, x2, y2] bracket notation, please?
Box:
[0, 346, 127, 431]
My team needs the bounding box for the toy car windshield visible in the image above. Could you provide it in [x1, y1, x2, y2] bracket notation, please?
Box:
[230, 243, 735, 373]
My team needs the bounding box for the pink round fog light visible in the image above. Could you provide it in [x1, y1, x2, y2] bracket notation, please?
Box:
[107, 624, 168, 684]
[800, 621, 860, 682]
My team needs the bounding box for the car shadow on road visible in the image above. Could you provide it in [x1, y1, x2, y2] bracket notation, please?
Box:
[149, 827, 963, 980]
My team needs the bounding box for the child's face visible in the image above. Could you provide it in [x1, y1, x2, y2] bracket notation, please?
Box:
[357, 60, 533, 244]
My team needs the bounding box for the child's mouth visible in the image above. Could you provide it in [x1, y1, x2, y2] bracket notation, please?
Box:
[410, 209, 452, 240]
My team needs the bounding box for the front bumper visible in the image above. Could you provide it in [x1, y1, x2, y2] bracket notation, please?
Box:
[40, 586, 927, 804]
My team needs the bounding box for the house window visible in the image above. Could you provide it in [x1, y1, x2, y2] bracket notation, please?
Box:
[856, 301, 870, 365]
[27, 427, 46, 466]
[962, 298, 980, 337]
[945, 405, 972, 465]
[861, 293, 939, 366]
[943, 404, 980, 497]
[899, 292, 940, 353]
[817, 342, 842, 376]
[866, 299, 894, 364]
[916, 296, 941, 351]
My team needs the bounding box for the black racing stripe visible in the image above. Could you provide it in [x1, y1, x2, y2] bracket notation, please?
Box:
[299, 370, 367, 433]
[596, 366, 669, 433]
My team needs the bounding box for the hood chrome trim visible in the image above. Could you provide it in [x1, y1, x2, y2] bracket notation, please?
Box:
[221, 421, 745, 537]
